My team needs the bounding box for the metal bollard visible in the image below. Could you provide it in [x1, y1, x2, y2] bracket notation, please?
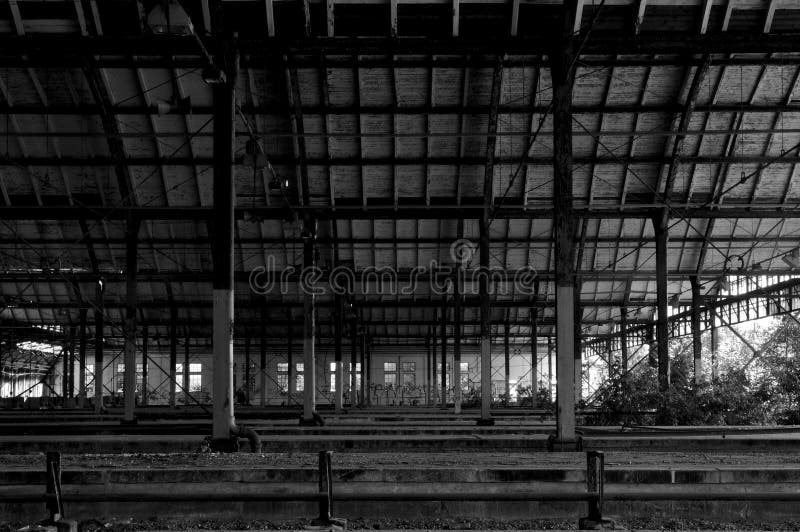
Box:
[579, 451, 614, 530]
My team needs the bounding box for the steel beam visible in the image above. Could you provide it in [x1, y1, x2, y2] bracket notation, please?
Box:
[141, 325, 148, 407]
[301, 223, 317, 422]
[334, 295, 344, 413]
[690, 276, 704, 383]
[440, 296, 448, 409]
[453, 266, 462, 414]
[93, 282, 104, 413]
[654, 214, 670, 391]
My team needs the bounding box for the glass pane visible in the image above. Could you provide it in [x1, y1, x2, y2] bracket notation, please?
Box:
[296, 374, 304, 391]
[330, 362, 337, 372]
[330, 374, 336, 391]
[402, 373, 415, 385]
[117, 363, 125, 372]
[175, 363, 184, 374]
[277, 362, 289, 372]
[384, 373, 397, 385]
[296, 363, 304, 372]
[460, 362, 469, 372]
[189, 374, 202, 392]
[189, 363, 202, 373]
[401, 362, 415, 372]
[384, 362, 396, 372]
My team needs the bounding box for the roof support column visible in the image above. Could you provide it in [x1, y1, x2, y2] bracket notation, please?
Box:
[78, 307, 87, 399]
[425, 330, 432, 406]
[453, 266, 462, 414]
[653, 214, 670, 391]
[551, 0, 579, 446]
[94, 282, 104, 413]
[574, 287, 582, 403]
[620, 307, 628, 373]
[691, 276, 704, 384]
[169, 310, 177, 409]
[185, 333, 192, 404]
[504, 317, 511, 400]
[530, 306, 539, 405]
[334, 295, 344, 413]
[364, 335, 371, 407]
[141, 325, 148, 407]
[350, 316, 358, 407]
[260, 315, 267, 407]
[431, 314, 438, 406]
[123, 217, 139, 423]
[440, 296, 448, 409]
[211, 39, 239, 442]
[287, 310, 294, 406]
[301, 222, 318, 423]
[66, 325, 76, 399]
[478, 217, 493, 424]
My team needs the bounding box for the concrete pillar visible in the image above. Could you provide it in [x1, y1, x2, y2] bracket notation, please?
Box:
[690, 276, 704, 383]
[169, 311, 177, 409]
[301, 223, 317, 423]
[654, 215, 670, 391]
[360, 332, 367, 406]
[350, 318, 358, 407]
[431, 317, 438, 406]
[478, 217, 493, 425]
[547, 336, 554, 402]
[123, 218, 139, 423]
[453, 267, 462, 414]
[94, 282, 104, 413]
[440, 297, 447, 408]
[141, 325, 148, 407]
[78, 307, 87, 398]
[550, 2, 579, 443]
[211, 41, 238, 442]
[710, 307, 719, 381]
[334, 295, 344, 413]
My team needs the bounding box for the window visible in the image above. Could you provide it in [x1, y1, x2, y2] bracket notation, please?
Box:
[116, 363, 125, 392]
[436, 362, 451, 388]
[401, 361, 416, 386]
[384, 362, 397, 386]
[329, 362, 337, 392]
[85, 364, 95, 397]
[296, 363, 304, 392]
[459, 362, 469, 389]
[175, 363, 202, 393]
[277, 363, 289, 393]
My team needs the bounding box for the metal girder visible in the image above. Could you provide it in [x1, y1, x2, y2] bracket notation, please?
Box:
[3, 205, 800, 220]
[1, 33, 799, 61]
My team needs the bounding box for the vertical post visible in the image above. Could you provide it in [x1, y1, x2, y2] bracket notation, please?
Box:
[94, 282, 104, 413]
[78, 307, 87, 398]
[547, 336, 554, 402]
[710, 307, 719, 381]
[620, 307, 628, 373]
[141, 325, 148, 407]
[425, 330, 432, 406]
[606, 339, 614, 379]
[350, 318, 358, 406]
[690, 276, 704, 383]
[287, 310, 294, 406]
[211, 39, 238, 441]
[169, 310, 177, 408]
[453, 266, 462, 414]
[551, 0, 579, 443]
[301, 221, 317, 423]
[440, 297, 447, 408]
[431, 311, 438, 406]
[66, 325, 76, 399]
[185, 332, 192, 404]
[530, 304, 539, 403]
[260, 315, 267, 408]
[360, 332, 367, 406]
[653, 215, 670, 391]
[364, 335, 371, 406]
[478, 219, 493, 424]
[574, 285, 582, 404]
[504, 317, 511, 400]
[581, 450, 605, 526]
[316, 450, 333, 524]
[123, 218, 139, 423]
[334, 295, 344, 413]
